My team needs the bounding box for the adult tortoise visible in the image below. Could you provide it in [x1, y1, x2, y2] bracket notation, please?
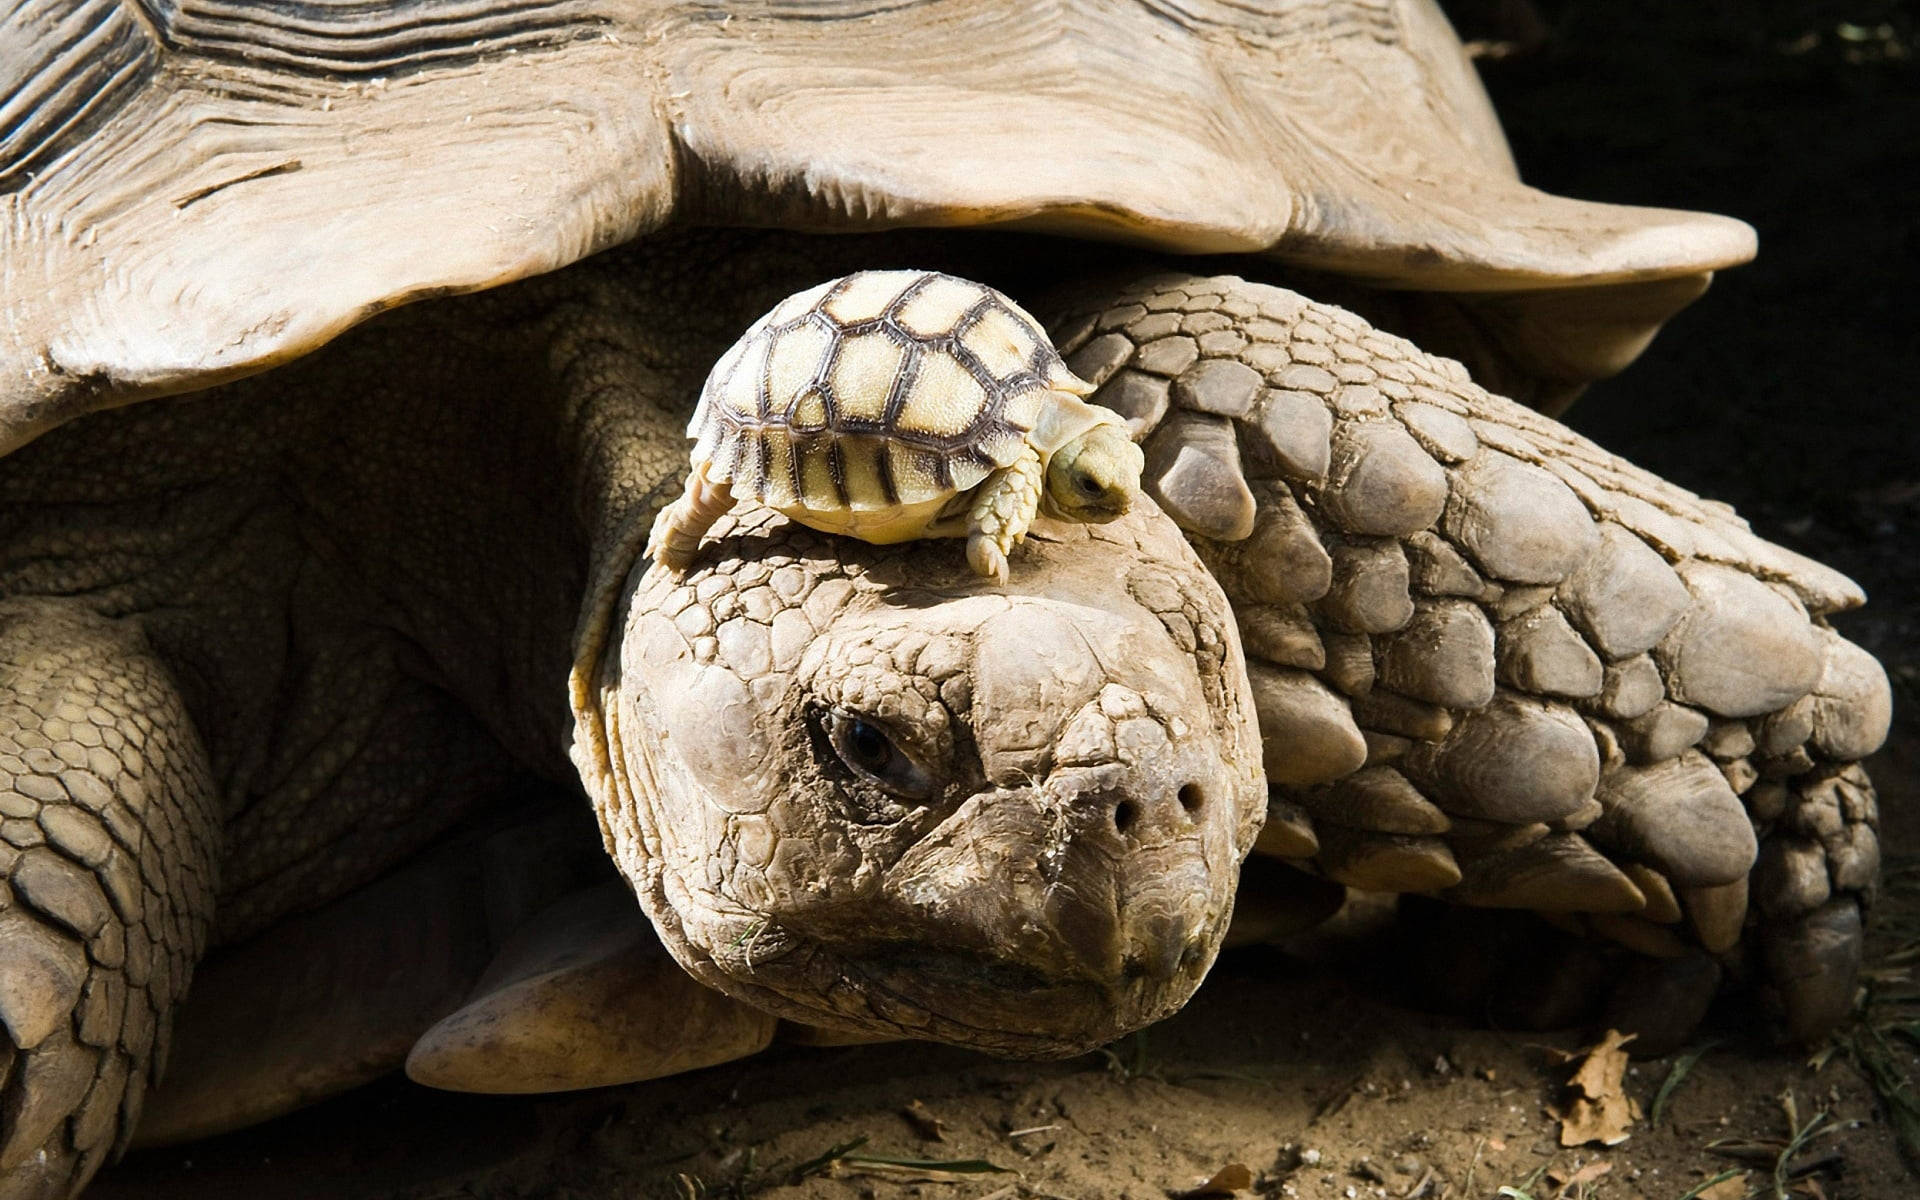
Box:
[0, 1, 1892, 1197]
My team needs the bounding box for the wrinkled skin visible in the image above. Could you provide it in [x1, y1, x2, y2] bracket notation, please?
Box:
[575, 503, 1264, 1055]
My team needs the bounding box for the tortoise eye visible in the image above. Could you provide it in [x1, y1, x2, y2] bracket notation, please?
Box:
[845, 719, 891, 769]
[826, 710, 937, 800]
[1076, 472, 1105, 498]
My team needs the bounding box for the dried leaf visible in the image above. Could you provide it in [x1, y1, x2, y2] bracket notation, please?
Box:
[1650, 1041, 1722, 1127]
[902, 1099, 948, 1142]
[1172, 1162, 1255, 1198]
[1558, 1029, 1638, 1147]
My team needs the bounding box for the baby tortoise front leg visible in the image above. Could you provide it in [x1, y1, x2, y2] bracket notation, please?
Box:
[646, 460, 735, 573]
[1047, 271, 1892, 1047]
[1, 599, 219, 1199]
[964, 445, 1043, 584]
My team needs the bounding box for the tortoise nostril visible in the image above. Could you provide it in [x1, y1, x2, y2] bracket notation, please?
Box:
[1113, 799, 1139, 834]
[1178, 783, 1204, 815]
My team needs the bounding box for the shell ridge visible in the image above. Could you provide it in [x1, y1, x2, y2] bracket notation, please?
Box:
[875, 433, 901, 507]
[885, 271, 942, 319]
[825, 436, 850, 509]
[752, 427, 772, 503]
[878, 329, 924, 430]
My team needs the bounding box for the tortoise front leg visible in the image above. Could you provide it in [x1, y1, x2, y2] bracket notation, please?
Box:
[0, 599, 219, 1199]
[1045, 271, 1890, 1046]
[964, 444, 1043, 584]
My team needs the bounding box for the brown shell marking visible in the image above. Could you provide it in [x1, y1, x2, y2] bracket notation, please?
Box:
[690, 270, 1076, 513]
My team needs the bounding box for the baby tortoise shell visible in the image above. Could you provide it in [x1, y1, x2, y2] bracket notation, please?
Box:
[649, 270, 1143, 581]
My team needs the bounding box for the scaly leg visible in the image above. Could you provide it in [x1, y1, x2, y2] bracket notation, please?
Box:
[0, 599, 219, 1199]
[964, 445, 1043, 584]
[1046, 270, 1891, 1045]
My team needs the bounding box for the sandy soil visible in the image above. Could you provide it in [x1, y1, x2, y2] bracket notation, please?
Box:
[92, 3, 1919, 1198]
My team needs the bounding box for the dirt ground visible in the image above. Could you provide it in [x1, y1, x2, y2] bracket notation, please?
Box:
[92, 3, 1919, 1199]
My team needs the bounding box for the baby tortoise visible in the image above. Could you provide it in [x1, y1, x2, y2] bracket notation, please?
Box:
[647, 270, 1145, 582]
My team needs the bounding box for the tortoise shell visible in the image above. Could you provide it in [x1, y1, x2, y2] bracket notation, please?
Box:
[689, 271, 1091, 514]
[1, 0, 1757, 454]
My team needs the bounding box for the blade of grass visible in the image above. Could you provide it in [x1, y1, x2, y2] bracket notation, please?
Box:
[1770, 1100, 1833, 1200]
[787, 1135, 869, 1183]
[839, 1153, 1014, 1175]
[1851, 1024, 1920, 1168]
[1650, 1041, 1723, 1127]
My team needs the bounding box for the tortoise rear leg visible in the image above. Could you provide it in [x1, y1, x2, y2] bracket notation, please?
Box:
[0, 599, 219, 1199]
[1746, 763, 1879, 1041]
[965, 445, 1044, 584]
[645, 461, 735, 573]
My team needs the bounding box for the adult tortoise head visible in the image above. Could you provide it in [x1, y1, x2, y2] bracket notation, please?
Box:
[573, 502, 1266, 1055]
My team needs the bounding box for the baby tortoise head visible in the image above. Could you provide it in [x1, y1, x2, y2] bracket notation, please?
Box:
[576, 500, 1265, 1057]
[1043, 421, 1144, 523]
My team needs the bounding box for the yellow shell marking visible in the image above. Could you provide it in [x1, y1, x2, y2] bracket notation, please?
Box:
[788, 387, 830, 431]
[894, 348, 990, 441]
[961, 305, 1039, 381]
[1000, 388, 1046, 434]
[716, 333, 769, 423]
[759, 430, 800, 507]
[837, 436, 892, 510]
[763, 319, 834, 418]
[827, 331, 905, 424]
[824, 270, 922, 324]
[798, 440, 840, 508]
[885, 440, 949, 504]
[894, 275, 988, 338]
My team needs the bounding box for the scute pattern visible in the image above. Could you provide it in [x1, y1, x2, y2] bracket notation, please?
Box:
[135, 0, 590, 77]
[1, 0, 160, 193]
[689, 270, 1069, 512]
[1, 0, 597, 193]
[1051, 272, 1890, 1033]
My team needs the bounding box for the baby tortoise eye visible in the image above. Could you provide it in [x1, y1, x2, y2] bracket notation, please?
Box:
[1075, 471, 1105, 498]
[826, 709, 938, 800]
